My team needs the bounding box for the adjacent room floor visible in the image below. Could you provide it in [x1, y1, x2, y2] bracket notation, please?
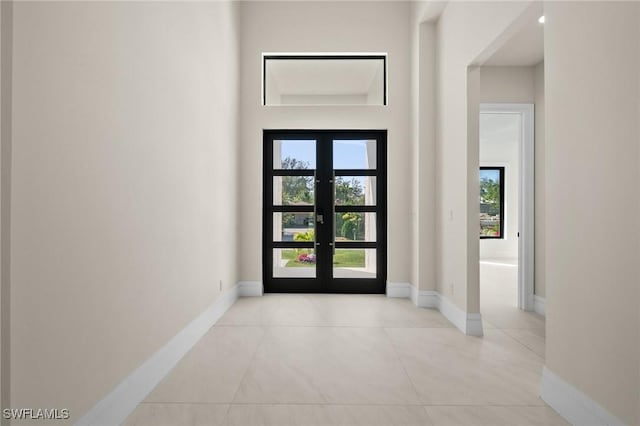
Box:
[480, 258, 545, 359]
[124, 294, 564, 426]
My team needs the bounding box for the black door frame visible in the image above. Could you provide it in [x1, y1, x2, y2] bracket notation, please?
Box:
[263, 129, 387, 294]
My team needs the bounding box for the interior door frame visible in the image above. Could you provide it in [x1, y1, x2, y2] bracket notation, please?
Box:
[479, 104, 535, 311]
[262, 129, 387, 294]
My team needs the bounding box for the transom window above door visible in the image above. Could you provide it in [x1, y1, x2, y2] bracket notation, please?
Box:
[262, 54, 387, 106]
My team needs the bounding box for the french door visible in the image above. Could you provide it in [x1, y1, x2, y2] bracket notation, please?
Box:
[263, 130, 387, 293]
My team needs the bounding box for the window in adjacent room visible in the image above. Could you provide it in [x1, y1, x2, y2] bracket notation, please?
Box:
[479, 167, 505, 239]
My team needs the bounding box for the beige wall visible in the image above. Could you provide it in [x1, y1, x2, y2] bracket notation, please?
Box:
[544, 2, 639, 424]
[533, 61, 545, 298]
[434, 1, 533, 312]
[410, 2, 437, 292]
[0, 1, 10, 416]
[239, 1, 412, 284]
[10, 2, 240, 423]
[480, 66, 535, 102]
[0, 0, 3, 413]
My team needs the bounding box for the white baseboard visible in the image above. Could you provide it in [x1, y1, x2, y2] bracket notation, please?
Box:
[386, 283, 437, 308]
[386, 282, 411, 298]
[413, 289, 439, 309]
[239, 281, 263, 297]
[436, 292, 483, 336]
[541, 367, 624, 426]
[534, 295, 546, 317]
[75, 284, 240, 426]
[393, 283, 483, 336]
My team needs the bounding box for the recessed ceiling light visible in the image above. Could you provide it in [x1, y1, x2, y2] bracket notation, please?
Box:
[538, 15, 545, 24]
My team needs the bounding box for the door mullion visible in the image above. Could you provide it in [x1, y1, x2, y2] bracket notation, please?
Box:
[316, 134, 332, 289]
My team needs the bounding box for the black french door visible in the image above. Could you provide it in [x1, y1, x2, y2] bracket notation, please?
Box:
[263, 130, 387, 293]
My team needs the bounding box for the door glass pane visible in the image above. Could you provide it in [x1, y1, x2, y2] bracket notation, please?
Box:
[333, 139, 376, 169]
[273, 248, 316, 278]
[273, 176, 314, 206]
[334, 212, 376, 242]
[274, 139, 316, 169]
[273, 213, 315, 242]
[333, 249, 376, 279]
[334, 176, 376, 206]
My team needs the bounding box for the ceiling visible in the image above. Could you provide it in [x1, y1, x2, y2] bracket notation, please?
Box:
[484, 17, 544, 66]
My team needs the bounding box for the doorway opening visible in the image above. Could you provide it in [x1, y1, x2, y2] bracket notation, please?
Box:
[479, 106, 532, 315]
[263, 130, 387, 293]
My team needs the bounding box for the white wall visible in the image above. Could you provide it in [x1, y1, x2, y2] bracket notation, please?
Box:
[434, 1, 533, 313]
[544, 2, 639, 424]
[479, 113, 520, 259]
[10, 2, 240, 422]
[239, 1, 411, 284]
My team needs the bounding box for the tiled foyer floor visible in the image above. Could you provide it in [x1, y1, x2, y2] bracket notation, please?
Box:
[124, 294, 565, 426]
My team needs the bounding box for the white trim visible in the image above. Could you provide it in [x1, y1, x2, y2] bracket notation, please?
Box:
[400, 285, 483, 336]
[238, 281, 263, 297]
[74, 284, 240, 426]
[410, 284, 420, 306]
[479, 260, 517, 268]
[480, 103, 535, 312]
[262, 51, 388, 57]
[541, 367, 625, 426]
[412, 289, 439, 309]
[533, 295, 546, 317]
[386, 282, 412, 299]
[436, 292, 484, 336]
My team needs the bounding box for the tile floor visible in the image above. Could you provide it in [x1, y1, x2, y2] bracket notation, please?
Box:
[124, 289, 564, 425]
[480, 259, 546, 358]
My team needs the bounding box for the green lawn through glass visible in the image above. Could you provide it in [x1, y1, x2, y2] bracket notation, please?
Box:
[282, 249, 365, 268]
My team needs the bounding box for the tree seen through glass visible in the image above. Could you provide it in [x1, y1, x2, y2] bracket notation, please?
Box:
[281, 156, 367, 266]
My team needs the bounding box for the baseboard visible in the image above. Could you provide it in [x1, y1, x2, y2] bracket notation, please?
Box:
[386, 282, 437, 308]
[533, 295, 546, 317]
[413, 289, 439, 309]
[393, 283, 483, 336]
[386, 282, 411, 298]
[436, 292, 483, 336]
[75, 284, 240, 426]
[238, 280, 263, 297]
[541, 367, 624, 426]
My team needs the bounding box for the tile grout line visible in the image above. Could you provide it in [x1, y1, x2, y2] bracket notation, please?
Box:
[222, 324, 271, 421]
[422, 405, 437, 426]
[381, 327, 425, 407]
[489, 325, 546, 363]
[500, 327, 546, 358]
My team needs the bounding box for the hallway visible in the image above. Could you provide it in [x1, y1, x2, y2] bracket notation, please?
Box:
[124, 295, 565, 425]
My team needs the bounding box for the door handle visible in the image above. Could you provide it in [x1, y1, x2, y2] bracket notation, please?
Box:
[316, 214, 324, 225]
